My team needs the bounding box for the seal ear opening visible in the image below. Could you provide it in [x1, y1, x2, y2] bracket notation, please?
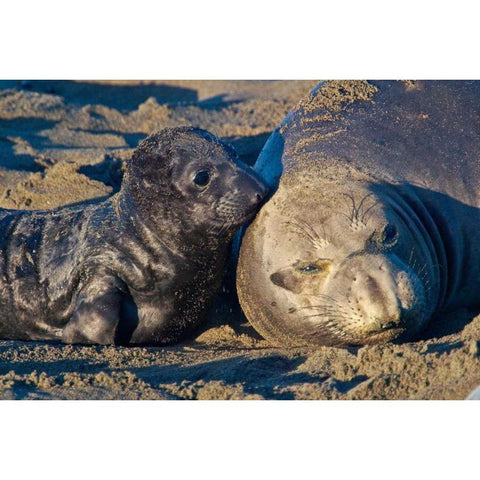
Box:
[270, 268, 303, 294]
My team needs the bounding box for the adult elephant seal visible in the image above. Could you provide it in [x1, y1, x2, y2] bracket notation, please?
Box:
[0, 127, 267, 345]
[237, 80, 480, 347]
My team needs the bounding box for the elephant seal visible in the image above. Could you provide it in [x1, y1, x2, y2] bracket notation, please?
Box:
[237, 80, 480, 347]
[0, 126, 267, 345]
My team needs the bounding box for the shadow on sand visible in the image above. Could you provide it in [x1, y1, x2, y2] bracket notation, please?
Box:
[0, 80, 199, 111]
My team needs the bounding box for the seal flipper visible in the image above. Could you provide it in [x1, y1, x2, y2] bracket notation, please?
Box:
[62, 277, 124, 345]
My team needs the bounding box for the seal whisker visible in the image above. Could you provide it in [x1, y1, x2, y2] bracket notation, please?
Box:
[408, 247, 416, 267]
[300, 309, 339, 316]
[283, 220, 328, 249]
[361, 201, 380, 224]
[298, 305, 341, 315]
[296, 305, 338, 311]
[342, 193, 358, 225]
[301, 313, 346, 320]
[302, 293, 341, 303]
[356, 193, 375, 214]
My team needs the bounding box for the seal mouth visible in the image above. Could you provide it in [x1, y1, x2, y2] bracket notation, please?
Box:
[240, 209, 261, 223]
[363, 326, 408, 344]
[230, 208, 261, 227]
[208, 208, 261, 237]
[363, 314, 421, 343]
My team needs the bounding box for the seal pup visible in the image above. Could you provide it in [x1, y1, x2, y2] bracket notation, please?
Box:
[0, 127, 267, 345]
[237, 81, 480, 346]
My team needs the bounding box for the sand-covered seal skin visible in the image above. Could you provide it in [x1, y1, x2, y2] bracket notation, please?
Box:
[0, 127, 267, 345]
[237, 81, 480, 347]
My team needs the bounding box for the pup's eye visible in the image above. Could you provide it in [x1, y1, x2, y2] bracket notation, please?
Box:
[297, 264, 323, 274]
[382, 224, 398, 246]
[193, 170, 211, 188]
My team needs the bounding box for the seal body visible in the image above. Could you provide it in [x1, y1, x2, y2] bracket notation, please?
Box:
[0, 127, 267, 345]
[237, 81, 480, 346]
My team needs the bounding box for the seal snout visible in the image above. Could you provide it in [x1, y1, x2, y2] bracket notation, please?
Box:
[243, 173, 269, 210]
[252, 185, 268, 208]
[254, 192, 264, 204]
[334, 254, 426, 337]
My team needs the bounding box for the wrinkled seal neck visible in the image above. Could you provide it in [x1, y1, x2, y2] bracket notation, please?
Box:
[379, 184, 446, 313]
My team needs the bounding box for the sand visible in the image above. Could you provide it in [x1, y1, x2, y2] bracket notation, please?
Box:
[0, 80, 479, 400]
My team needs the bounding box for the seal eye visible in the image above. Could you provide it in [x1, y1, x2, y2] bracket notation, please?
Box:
[297, 264, 323, 274]
[382, 224, 398, 247]
[193, 170, 211, 188]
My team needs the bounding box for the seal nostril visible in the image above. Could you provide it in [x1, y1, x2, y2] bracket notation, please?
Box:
[381, 320, 397, 330]
[255, 193, 263, 203]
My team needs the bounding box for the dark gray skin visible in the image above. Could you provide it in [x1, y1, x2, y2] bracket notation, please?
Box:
[237, 81, 480, 347]
[0, 127, 267, 345]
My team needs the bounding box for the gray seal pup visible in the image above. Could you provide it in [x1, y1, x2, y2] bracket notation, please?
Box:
[0, 126, 267, 345]
[237, 81, 480, 347]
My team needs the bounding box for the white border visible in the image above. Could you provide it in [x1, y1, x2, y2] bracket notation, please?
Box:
[1, 0, 479, 78]
[0, 401, 478, 479]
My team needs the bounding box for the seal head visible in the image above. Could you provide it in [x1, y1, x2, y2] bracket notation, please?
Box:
[123, 127, 267, 249]
[239, 176, 438, 345]
[238, 174, 438, 347]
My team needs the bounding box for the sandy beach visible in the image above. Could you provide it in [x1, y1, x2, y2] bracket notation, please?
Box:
[0, 80, 479, 399]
